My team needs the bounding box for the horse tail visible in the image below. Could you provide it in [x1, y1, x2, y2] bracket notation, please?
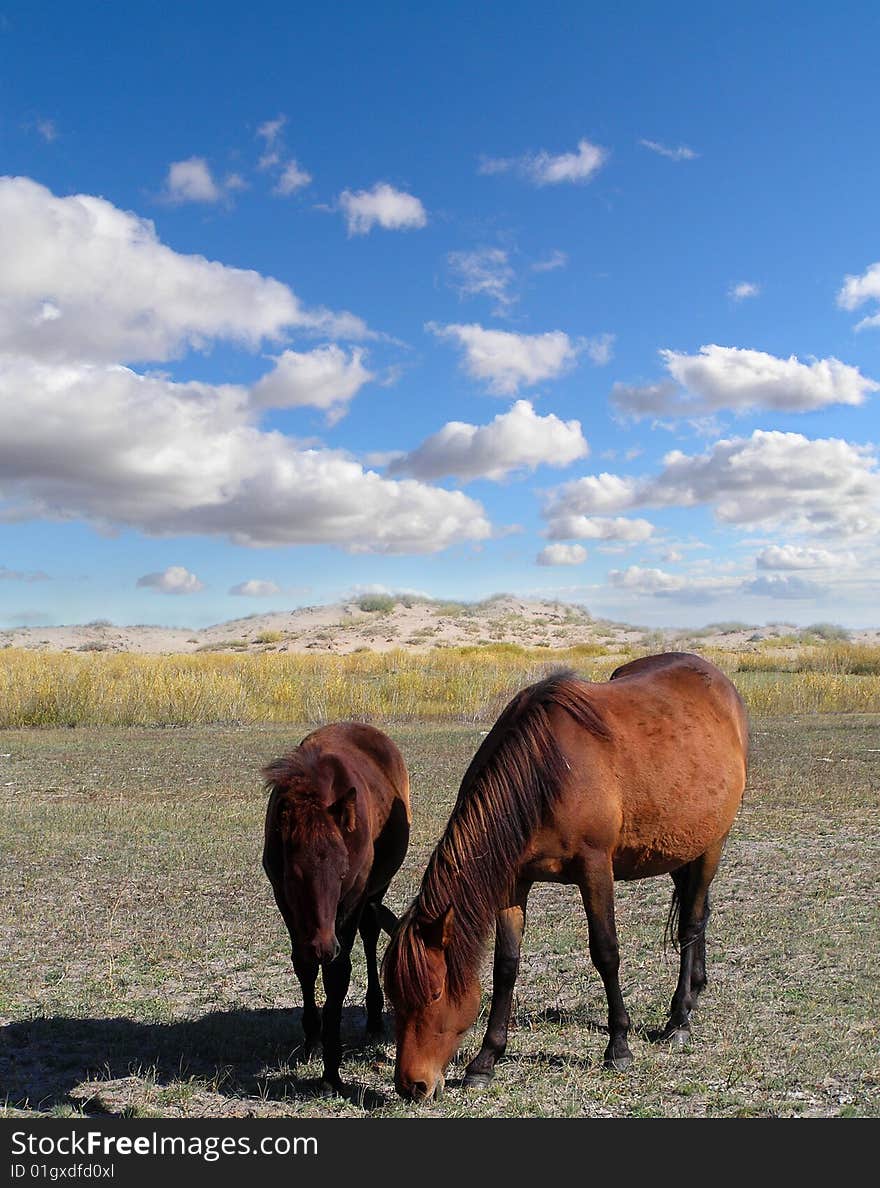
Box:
[664, 882, 682, 953]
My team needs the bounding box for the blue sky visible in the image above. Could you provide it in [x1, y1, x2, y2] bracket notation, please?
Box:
[2, 1, 879, 628]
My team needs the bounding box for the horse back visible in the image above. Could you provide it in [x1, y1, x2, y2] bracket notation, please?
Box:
[538, 654, 747, 881]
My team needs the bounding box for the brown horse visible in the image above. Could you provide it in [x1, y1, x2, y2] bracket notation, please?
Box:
[384, 653, 748, 1101]
[262, 722, 410, 1093]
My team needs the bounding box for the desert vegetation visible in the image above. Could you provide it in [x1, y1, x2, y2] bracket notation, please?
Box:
[2, 640, 880, 728]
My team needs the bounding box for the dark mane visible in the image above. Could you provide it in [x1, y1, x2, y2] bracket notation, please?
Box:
[385, 670, 610, 1008]
[262, 745, 342, 842]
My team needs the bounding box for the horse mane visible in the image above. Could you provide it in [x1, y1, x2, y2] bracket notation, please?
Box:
[385, 670, 610, 1008]
[262, 745, 343, 843]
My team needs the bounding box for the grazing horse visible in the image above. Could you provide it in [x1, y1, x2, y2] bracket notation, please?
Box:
[262, 722, 410, 1093]
[384, 653, 748, 1101]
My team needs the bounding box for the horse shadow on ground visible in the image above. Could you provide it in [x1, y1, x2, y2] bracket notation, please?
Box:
[1, 1007, 390, 1114]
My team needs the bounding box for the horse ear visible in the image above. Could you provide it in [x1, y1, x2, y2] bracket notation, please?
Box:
[419, 905, 454, 952]
[331, 786, 358, 834]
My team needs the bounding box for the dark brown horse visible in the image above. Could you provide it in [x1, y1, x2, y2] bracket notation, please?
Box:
[262, 722, 410, 1093]
[384, 653, 748, 1101]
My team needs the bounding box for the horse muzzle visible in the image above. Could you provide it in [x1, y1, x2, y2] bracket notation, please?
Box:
[395, 1074, 445, 1102]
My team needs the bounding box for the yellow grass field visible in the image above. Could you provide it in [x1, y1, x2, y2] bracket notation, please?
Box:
[3, 642, 880, 728]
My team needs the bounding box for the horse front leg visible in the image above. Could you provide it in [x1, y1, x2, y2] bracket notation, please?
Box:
[577, 849, 633, 1071]
[290, 948, 321, 1058]
[318, 923, 357, 1095]
[463, 881, 531, 1089]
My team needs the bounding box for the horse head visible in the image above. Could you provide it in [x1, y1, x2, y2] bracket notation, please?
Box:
[384, 905, 481, 1101]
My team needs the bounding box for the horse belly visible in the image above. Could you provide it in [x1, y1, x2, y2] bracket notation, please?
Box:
[612, 759, 743, 881]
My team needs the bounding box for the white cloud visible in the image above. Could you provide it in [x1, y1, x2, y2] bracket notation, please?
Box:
[609, 565, 683, 593]
[536, 543, 588, 566]
[447, 248, 516, 312]
[274, 160, 312, 195]
[837, 262, 880, 330]
[137, 566, 204, 595]
[608, 565, 733, 603]
[547, 429, 880, 540]
[36, 119, 58, 143]
[480, 138, 607, 186]
[543, 473, 640, 517]
[251, 345, 374, 423]
[164, 157, 228, 205]
[229, 579, 282, 597]
[257, 115, 286, 148]
[429, 322, 580, 394]
[388, 400, 588, 482]
[638, 139, 698, 161]
[543, 514, 654, 542]
[755, 545, 841, 570]
[339, 183, 427, 235]
[743, 574, 825, 600]
[531, 250, 568, 273]
[0, 177, 369, 363]
[612, 345, 878, 418]
[729, 281, 760, 301]
[584, 333, 615, 366]
[0, 354, 492, 553]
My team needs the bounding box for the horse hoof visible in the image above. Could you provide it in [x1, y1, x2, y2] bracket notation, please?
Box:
[462, 1072, 493, 1090]
[317, 1078, 344, 1098]
[668, 1027, 691, 1050]
[604, 1052, 634, 1073]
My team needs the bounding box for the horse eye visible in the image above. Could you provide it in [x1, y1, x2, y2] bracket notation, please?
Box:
[430, 986, 443, 1002]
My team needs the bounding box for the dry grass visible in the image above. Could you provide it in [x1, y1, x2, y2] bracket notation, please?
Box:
[4, 644, 880, 728]
[2, 715, 878, 1118]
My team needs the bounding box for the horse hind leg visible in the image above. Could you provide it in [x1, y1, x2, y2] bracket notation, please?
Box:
[359, 899, 386, 1040]
[656, 838, 725, 1046]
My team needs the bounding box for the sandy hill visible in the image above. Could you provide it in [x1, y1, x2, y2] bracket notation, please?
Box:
[1, 595, 877, 656]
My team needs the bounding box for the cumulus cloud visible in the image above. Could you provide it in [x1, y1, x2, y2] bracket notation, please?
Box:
[0, 177, 368, 364]
[742, 574, 825, 600]
[339, 183, 427, 235]
[163, 157, 243, 205]
[536, 543, 588, 566]
[137, 566, 204, 595]
[480, 138, 607, 185]
[608, 565, 732, 603]
[729, 281, 760, 301]
[429, 322, 580, 394]
[545, 430, 880, 541]
[0, 355, 492, 552]
[229, 579, 282, 597]
[755, 545, 841, 570]
[543, 473, 640, 518]
[638, 139, 698, 161]
[837, 262, 880, 330]
[251, 345, 374, 423]
[447, 248, 516, 313]
[543, 514, 654, 542]
[387, 400, 588, 482]
[611, 345, 878, 419]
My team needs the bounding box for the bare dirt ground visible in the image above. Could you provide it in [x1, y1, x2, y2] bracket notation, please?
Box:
[3, 595, 878, 656]
[2, 716, 878, 1118]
